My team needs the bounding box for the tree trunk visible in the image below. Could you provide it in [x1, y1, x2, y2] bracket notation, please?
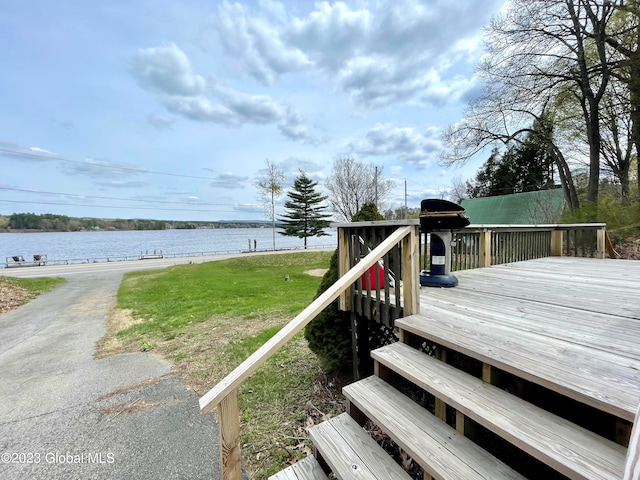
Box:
[549, 143, 580, 211]
[630, 54, 640, 197]
[621, 172, 631, 199]
[586, 101, 602, 203]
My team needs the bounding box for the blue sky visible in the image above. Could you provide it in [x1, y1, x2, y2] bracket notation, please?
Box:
[0, 0, 506, 222]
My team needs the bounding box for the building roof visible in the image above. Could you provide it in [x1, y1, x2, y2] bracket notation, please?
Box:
[460, 189, 565, 225]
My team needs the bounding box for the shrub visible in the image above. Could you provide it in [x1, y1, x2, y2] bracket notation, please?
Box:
[304, 249, 353, 372]
[304, 202, 386, 374]
[562, 197, 640, 243]
[351, 202, 385, 222]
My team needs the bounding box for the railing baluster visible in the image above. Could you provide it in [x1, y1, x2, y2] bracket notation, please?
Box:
[393, 237, 402, 321]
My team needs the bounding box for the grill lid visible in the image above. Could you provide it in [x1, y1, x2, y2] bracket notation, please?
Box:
[419, 199, 470, 231]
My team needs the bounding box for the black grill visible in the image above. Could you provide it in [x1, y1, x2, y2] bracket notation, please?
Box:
[419, 199, 470, 231]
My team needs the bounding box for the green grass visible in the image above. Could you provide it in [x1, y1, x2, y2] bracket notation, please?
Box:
[1, 276, 65, 297]
[117, 251, 331, 338]
[106, 250, 341, 479]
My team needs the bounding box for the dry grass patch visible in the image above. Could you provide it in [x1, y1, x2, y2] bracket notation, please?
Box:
[303, 268, 328, 277]
[0, 281, 30, 315]
[96, 377, 161, 401]
[95, 308, 144, 357]
[153, 313, 289, 395]
[98, 399, 180, 417]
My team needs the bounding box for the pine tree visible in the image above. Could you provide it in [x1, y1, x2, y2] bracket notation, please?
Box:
[279, 171, 332, 249]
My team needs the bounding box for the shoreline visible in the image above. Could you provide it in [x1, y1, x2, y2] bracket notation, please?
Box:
[0, 247, 335, 278]
[1, 244, 335, 270]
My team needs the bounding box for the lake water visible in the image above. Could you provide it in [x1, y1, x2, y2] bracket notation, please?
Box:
[0, 227, 337, 267]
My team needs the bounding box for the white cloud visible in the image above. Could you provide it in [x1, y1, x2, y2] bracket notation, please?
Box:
[218, 87, 286, 124]
[0, 141, 60, 162]
[95, 180, 149, 188]
[131, 43, 206, 96]
[209, 0, 501, 108]
[213, 1, 311, 84]
[210, 172, 249, 189]
[61, 157, 143, 179]
[131, 43, 312, 142]
[162, 95, 234, 124]
[350, 123, 443, 168]
[390, 165, 403, 175]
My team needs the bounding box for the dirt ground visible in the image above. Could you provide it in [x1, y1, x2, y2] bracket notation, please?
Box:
[0, 282, 30, 315]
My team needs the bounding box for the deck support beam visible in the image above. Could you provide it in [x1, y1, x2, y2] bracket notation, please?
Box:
[456, 411, 466, 434]
[435, 348, 447, 421]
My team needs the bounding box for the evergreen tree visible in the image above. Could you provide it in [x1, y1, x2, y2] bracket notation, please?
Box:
[466, 131, 555, 198]
[278, 171, 332, 249]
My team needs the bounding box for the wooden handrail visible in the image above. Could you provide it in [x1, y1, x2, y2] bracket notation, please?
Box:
[199, 225, 413, 414]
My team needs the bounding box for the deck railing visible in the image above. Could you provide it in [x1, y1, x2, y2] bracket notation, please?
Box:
[452, 223, 606, 270]
[336, 221, 607, 326]
[335, 221, 421, 326]
[199, 225, 419, 480]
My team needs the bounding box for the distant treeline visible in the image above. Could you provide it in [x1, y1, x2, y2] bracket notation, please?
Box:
[0, 213, 273, 232]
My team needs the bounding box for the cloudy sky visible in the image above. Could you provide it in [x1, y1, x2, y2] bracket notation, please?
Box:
[0, 0, 506, 222]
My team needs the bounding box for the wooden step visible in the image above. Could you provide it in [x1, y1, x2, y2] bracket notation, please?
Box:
[268, 455, 328, 480]
[343, 376, 526, 480]
[396, 313, 639, 421]
[373, 341, 626, 480]
[308, 412, 411, 479]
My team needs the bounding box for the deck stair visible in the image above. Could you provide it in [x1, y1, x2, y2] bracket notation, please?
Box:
[271, 306, 633, 479]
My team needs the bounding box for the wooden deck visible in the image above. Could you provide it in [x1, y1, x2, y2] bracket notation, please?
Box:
[416, 256, 640, 422]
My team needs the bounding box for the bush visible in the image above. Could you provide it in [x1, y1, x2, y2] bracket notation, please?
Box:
[351, 202, 385, 222]
[304, 202, 386, 374]
[304, 249, 353, 372]
[562, 197, 640, 243]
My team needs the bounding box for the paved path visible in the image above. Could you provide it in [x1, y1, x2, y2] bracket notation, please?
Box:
[0, 260, 225, 479]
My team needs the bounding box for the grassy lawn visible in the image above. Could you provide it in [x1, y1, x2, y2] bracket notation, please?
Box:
[0, 276, 66, 314]
[2, 275, 65, 294]
[97, 250, 346, 478]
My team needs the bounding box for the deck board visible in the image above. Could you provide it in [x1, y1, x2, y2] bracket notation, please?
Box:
[414, 257, 640, 421]
[444, 257, 640, 318]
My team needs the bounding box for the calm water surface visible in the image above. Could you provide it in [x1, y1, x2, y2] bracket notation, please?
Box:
[0, 228, 337, 267]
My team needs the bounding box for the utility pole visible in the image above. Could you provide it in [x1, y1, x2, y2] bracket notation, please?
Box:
[374, 166, 379, 208]
[404, 179, 408, 219]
